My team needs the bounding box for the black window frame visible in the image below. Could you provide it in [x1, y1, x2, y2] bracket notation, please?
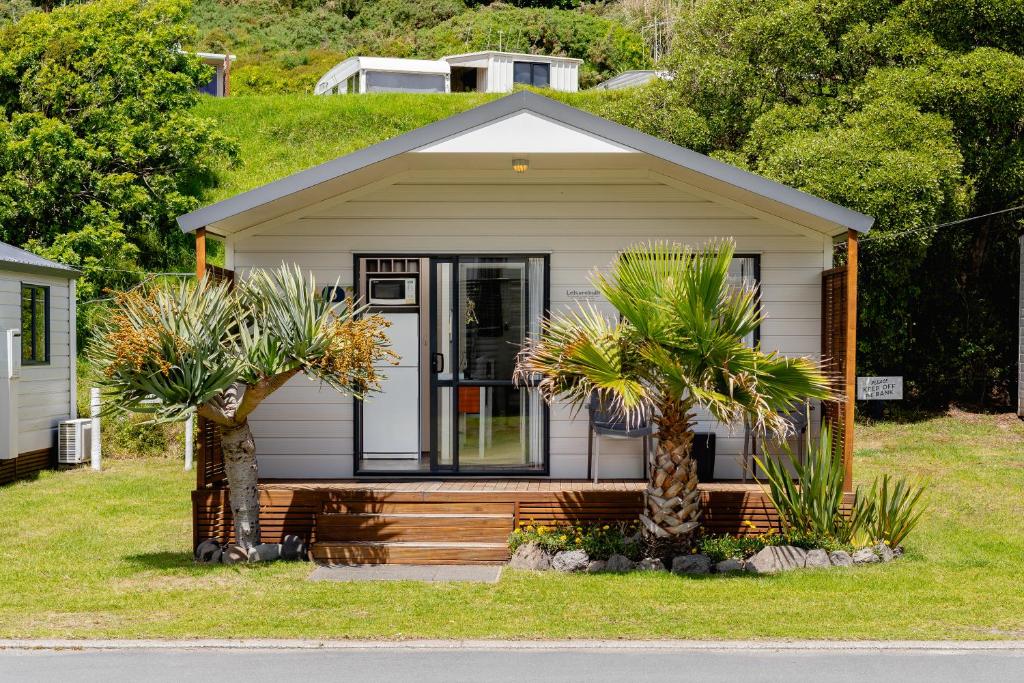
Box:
[20, 283, 50, 366]
[512, 61, 551, 88]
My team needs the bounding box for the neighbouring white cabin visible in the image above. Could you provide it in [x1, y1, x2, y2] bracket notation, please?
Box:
[179, 92, 870, 482]
[0, 241, 79, 481]
[315, 52, 581, 96]
[197, 52, 236, 97]
[443, 51, 580, 93]
[315, 57, 452, 96]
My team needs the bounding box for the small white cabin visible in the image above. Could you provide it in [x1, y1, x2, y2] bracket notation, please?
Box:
[197, 52, 236, 97]
[315, 57, 452, 96]
[0, 242, 79, 483]
[442, 51, 580, 93]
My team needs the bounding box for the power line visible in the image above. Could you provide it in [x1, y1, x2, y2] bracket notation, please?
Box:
[835, 204, 1024, 248]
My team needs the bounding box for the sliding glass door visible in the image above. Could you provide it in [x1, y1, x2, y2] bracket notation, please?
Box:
[431, 256, 547, 474]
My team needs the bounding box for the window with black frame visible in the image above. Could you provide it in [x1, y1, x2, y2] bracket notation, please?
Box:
[20, 283, 49, 365]
[512, 62, 550, 88]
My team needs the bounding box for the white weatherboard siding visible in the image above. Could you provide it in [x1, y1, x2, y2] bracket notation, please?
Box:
[235, 174, 828, 480]
[0, 269, 74, 455]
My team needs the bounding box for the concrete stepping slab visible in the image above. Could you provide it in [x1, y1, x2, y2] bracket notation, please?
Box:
[309, 564, 503, 583]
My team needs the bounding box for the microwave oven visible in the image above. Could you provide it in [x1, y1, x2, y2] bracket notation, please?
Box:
[368, 276, 417, 306]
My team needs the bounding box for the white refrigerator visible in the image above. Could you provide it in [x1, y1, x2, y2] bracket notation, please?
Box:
[361, 312, 419, 459]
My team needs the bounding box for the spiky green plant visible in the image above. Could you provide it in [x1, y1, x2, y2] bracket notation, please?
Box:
[515, 239, 832, 551]
[857, 474, 929, 548]
[90, 264, 394, 552]
[757, 427, 928, 549]
[755, 425, 862, 544]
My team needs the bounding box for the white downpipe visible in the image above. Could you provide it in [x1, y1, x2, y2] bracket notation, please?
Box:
[90, 387, 101, 471]
[184, 415, 194, 471]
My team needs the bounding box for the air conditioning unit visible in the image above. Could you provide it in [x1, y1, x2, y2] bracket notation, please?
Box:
[58, 418, 93, 465]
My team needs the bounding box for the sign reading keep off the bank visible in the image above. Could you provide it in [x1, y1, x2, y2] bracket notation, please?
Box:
[856, 376, 903, 400]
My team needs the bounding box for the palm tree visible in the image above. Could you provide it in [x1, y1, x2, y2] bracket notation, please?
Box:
[90, 264, 393, 554]
[515, 240, 832, 554]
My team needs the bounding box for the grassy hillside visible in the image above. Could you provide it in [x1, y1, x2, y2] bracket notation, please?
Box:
[190, 0, 652, 94]
[195, 92, 495, 202]
[193, 88, 668, 203]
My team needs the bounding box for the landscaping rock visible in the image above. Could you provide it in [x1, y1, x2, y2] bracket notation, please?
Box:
[281, 534, 308, 561]
[604, 554, 636, 573]
[804, 549, 831, 569]
[892, 546, 904, 558]
[194, 539, 222, 564]
[508, 542, 552, 571]
[672, 553, 712, 575]
[222, 543, 251, 565]
[829, 550, 854, 567]
[636, 557, 666, 572]
[852, 547, 880, 564]
[714, 558, 745, 573]
[874, 543, 895, 563]
[249, 543, 282, 563]
[744, 546, 807, 574]
[552, 549, 590, 573]
[585, 560, 607, 573]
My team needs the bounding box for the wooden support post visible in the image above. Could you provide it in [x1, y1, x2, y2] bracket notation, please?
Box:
[843, 229, 858, 492]
[195, 228, 206, 280]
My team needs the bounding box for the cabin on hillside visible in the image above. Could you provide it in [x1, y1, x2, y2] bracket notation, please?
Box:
[315, 52, 581, 96]
[197, 52, 236, 97]
[0, 242, 80, 485]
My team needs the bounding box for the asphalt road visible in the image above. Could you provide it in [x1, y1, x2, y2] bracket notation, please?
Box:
[1, 645, 1022, 682]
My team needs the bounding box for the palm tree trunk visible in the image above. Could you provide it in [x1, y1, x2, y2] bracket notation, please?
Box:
[640, 397, 701, 553]
[220, 421, 261, 549]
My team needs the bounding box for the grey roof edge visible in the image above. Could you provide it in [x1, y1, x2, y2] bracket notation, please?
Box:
[178, 91, 873, 234]
[0, 242, 81, 279]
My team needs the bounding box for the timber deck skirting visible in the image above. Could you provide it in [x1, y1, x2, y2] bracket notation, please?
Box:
[191, 481, 832, 552]
[0, 448, 55, 486]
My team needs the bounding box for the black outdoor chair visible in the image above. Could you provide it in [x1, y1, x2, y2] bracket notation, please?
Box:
[741, 403, 812, 482]
[586, 394, 654, 483]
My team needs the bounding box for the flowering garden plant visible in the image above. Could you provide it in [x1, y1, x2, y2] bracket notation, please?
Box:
[508, 521, 643, 560]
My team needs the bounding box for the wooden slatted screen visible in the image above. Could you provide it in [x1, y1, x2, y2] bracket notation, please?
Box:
[194, 264, 234, 490]
[821, 266, 848, 464]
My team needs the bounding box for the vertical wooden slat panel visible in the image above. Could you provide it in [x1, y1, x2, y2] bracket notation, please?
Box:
[821, 264, 848, 470]
[843, 230, 858, 491]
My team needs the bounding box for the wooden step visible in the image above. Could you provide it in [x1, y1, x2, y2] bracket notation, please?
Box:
[315, 512, 513, 543]
[321, 501, 515, 515]
[311, 540, 509, 565]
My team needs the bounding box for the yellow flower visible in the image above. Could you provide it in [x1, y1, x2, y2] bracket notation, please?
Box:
[526, 525, 535, 532]
[559, 534, 568, 542]
[744, 520, 757, 529]
[602, 525, 610, 530]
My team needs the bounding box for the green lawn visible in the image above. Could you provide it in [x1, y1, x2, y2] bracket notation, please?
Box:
[1, 412, 1022, 640]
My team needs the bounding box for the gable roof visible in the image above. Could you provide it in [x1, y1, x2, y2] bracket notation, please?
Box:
[177, 91, 873, 235]
[0, 241, 80, 279]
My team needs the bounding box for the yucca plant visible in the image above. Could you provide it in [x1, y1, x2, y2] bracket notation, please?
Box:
[90, 264, 394, 552]
[516, 240, 832, 553]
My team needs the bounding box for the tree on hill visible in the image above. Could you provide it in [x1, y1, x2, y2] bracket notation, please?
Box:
[660, 0, 1024, 408]
[0, 0, 236, 331]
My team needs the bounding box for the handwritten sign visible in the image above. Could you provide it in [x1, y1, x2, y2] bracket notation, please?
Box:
[857, 376, 903, 401]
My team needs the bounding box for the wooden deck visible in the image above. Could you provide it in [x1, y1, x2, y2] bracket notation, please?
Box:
[193, 478, 796, 563]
